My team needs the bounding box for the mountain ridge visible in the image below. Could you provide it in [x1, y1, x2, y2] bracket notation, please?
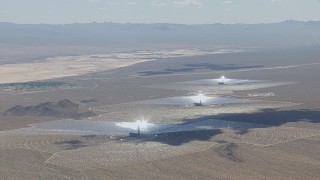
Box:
[3, 99, 96, 119]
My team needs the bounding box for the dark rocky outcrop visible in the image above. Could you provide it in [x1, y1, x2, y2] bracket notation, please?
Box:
[80, 99, 98, 104]
[4, 99, 96, 119]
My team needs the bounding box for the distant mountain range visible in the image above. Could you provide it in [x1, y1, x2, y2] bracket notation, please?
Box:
[1, 21, 320, 47]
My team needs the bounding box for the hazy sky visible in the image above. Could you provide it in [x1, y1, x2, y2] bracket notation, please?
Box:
[0, 0, 320, 24]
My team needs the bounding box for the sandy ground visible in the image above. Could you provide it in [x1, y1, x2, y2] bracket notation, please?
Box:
[0, 133, 319, 179]
[85, 139, 320, 180]
[0, 48, 240, 83]
[0, 46, 319, 179]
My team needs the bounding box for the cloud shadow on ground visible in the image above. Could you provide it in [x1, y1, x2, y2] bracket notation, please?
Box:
[55, 140, 88, 150]
[130, 108, 320, 146]
[138, 63, 263, 76]
[219, 108, 320, 126]
[139, 129, 223, 146]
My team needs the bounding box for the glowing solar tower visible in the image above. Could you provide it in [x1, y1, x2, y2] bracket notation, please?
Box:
[194, 93, 204, 106]
[128, 120, 147, 137]
[218, 75, 225, 85]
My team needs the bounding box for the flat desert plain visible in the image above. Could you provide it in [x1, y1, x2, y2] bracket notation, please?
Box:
[0, 46, 320, 180]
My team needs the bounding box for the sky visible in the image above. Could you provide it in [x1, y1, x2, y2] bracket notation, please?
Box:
[0, 0, 320, 24]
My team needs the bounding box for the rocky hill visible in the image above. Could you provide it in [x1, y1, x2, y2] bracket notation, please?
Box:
[4, 99, 96, 119]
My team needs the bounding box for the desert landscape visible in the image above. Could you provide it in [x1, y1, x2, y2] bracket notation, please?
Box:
[0, 42, 319, 179]
[0, 2, 320, 178]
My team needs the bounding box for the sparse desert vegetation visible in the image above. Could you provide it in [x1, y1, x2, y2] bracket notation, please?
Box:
[0, 81, 76, 92]
[0, 6, 320, 178]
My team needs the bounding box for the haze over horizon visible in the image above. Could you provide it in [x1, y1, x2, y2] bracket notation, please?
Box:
[1, 0, 320, 25]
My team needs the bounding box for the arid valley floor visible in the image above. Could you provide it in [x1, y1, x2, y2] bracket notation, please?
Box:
[0, 45, 320, 180]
